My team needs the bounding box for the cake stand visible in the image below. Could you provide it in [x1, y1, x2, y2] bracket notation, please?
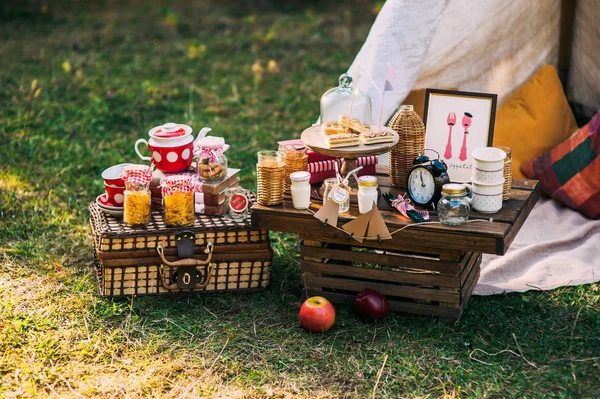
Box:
[301, 124, 399, 188]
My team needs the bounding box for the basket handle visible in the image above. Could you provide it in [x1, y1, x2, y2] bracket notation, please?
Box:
[156, 241, 214, 267]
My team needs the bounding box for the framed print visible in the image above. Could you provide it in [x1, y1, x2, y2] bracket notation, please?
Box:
[423, 89, 498, 182]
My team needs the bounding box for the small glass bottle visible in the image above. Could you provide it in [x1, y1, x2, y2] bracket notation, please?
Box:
[290, 171, 311, 209]
[161, 175, 195, 227]
[224, 187, 250, 221]
[437, 184, 470, 226]
[321, 177, 338, 205]
[121, 164, 152, 226]
[328, 185, 350, 213]
[195, 136, 229, 182]
[357, 175, 378, 214]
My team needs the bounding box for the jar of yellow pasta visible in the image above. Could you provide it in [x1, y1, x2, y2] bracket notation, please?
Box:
[121, 164, 152, 226]
[161, 174, 196, 227]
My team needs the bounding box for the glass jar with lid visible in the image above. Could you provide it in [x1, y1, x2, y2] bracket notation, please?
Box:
[357, 175, 378, 214]
[320, 73, 372, 127]
[161, 174, 196, 227]
[121, 164, 153, 226]
[321, 177, 338, 205]
[437, 184, 471, 226]
[194, 136, 229, 182]
[289, 171, 311, 209]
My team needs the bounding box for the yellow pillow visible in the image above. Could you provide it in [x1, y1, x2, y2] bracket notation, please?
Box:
[493, 65, 578, 178]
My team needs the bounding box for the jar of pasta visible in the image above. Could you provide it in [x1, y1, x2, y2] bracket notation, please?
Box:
[194, 136, 229, 182]
[161, 174, 196, 227]
[121, 164, 152, 226]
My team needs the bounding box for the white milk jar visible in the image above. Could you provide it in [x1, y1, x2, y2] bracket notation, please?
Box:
[357, 175, 378, 214]
[290, 171, 311, 209]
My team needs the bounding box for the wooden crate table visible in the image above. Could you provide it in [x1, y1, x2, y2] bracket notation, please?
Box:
[251, 175, 539, 320]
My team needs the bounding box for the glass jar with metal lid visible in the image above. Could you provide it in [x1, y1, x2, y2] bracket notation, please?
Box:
[357, 175, 378, 214]
[437, 183, 471, 226]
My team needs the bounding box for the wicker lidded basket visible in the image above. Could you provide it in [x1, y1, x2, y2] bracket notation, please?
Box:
[388, 105, 425, 188]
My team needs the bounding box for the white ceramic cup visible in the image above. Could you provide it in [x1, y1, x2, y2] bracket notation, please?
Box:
[471, 147, 506, 185]
[465, 179, 505, 213]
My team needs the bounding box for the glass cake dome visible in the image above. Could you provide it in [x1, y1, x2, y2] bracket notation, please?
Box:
[320, 73, 372, 126]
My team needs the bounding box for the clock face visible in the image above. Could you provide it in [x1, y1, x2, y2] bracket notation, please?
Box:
[408, 167, 436, 205]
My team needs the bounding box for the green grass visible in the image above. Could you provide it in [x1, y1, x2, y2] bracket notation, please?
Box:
[1, 1, 599, 397]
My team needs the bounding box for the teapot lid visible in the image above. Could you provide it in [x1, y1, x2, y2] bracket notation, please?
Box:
[150, 122, 192, 139]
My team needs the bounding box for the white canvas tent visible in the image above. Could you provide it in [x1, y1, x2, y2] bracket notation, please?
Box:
[347, 0, 600, 295]
[349, 0, 599, 123]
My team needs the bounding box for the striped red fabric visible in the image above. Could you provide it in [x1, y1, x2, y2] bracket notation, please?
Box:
[307, 156, 378, 174]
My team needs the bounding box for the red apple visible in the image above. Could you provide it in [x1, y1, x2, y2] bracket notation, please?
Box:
[354, 289, 390, 322]
[299, 296, 336, 333]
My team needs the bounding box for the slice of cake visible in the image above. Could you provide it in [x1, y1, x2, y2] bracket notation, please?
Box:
[325, 133, 361, 148]
[338, 115, 370, 134]
[360, 130, 395, 145]
[321, 121, 348, 136]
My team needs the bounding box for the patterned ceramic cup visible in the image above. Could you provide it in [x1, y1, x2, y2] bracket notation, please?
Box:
[465, 179, 505, 213]
[471, 147, 505, 185]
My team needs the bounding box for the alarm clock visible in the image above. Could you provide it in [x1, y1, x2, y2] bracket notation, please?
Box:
[406, 149, 450, 208]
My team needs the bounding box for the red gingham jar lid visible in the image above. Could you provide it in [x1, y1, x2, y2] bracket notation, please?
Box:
[120, 164, 152, 185]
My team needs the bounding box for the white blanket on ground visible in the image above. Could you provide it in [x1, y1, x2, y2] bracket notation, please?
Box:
[474, 198, 600, 295]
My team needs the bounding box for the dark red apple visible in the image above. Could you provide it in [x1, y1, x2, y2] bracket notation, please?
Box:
[299, 296, 336, 333]
[354, 289, 390, 322]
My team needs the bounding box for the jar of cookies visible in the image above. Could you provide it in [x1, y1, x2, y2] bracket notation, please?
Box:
[161, 174, 196, 227]
[194, 136, 229, 182]
[120, 164, 152, 226]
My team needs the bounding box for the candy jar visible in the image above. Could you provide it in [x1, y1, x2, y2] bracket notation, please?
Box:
[121, 164, 152, 226]
[320, 73, 372, 127]
[437, 184, 471, 226]
[194, 136, 229, 182]
[161, 174, 196, 227]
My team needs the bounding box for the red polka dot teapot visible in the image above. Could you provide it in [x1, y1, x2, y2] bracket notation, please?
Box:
[135, 122, 212, 173]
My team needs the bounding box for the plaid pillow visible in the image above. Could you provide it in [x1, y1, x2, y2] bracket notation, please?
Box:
[521, 110, 600, 219]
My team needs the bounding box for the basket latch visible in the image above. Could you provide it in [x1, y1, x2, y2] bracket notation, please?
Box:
[157, 231, 214, 290]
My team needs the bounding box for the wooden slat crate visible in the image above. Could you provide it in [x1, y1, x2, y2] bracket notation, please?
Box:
[90, 198, 272, 298]
[300, 239, 481, 320]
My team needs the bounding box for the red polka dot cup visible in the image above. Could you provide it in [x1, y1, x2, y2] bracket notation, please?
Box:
[104, 183, 125, 206]
[135, 123, 212, 173]
[102, 163, 130, 186]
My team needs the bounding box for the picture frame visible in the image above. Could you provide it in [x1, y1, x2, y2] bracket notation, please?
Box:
[423, 89, 498, 182]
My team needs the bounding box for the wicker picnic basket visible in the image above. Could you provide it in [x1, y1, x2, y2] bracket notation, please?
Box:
[388, 105, 425, 188]
[89, 193, 272, 297]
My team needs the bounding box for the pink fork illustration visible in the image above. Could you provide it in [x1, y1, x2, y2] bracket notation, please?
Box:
[444, 112, 456, 159]
[458, 112, 472, 162]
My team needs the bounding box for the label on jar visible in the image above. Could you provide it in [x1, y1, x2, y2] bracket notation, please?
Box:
[230, 193, 248, 213]
[330, 186, 349, 204]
